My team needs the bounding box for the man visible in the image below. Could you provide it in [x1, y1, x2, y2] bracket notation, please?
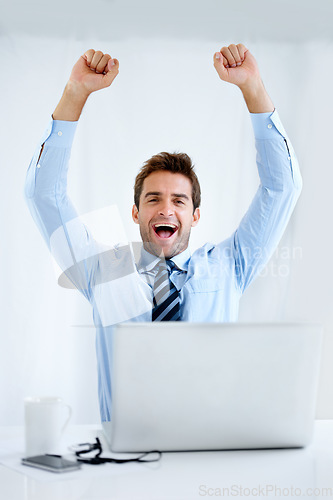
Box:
[25, 43, 302, 421]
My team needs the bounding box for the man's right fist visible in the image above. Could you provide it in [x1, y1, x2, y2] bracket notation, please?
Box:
[68, 49, 119, 96]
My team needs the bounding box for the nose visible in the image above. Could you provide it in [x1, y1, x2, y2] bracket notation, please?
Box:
[158, 200, 174, 217]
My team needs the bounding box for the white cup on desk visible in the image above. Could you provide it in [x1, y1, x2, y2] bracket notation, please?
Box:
[24, 396, 72, 457]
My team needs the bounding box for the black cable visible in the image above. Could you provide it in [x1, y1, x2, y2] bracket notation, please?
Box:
[73, 437, 162, 465]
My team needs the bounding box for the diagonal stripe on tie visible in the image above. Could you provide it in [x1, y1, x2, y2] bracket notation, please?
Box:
[152, 289, 179, 321]
[154, 280, 170, 304]
[154, 269, 169, 290]
[161, 302, 181, 321]
[154, 297, 180, 322]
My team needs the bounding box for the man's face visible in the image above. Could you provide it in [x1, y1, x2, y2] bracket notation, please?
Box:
[132, 171, 200, 259]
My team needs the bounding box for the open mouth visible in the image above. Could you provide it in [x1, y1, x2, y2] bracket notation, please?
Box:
[152, 223, 178, 239]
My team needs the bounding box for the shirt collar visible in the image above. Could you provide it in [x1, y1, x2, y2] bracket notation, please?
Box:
[137, 246, 191, 273]
[171, 247, 191, 272]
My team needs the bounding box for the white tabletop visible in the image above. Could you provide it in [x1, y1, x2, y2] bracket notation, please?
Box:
[1, 421, 333, 500]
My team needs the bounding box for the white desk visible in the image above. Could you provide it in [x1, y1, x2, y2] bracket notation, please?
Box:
[1, 421, 333, 500]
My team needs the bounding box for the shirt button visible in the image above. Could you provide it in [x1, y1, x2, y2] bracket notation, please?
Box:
[58, 131, 63, 136]
[267, 124, 272, 129]
[37, 164, 41, 169]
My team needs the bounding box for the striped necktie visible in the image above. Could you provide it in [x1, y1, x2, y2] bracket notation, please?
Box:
[152, 260, 180, 321]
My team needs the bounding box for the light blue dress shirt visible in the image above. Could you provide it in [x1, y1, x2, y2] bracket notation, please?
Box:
[25, 110, 302, 421]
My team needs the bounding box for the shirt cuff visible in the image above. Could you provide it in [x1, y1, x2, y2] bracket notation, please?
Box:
[41, 117, 78, 148]
[250, 109, 287, 140]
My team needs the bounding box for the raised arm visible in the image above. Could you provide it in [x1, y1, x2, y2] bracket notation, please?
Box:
[25, 50, 120, 297]
[212, 44, 302, 292]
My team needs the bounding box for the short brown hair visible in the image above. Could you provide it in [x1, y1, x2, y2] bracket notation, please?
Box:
[134, 152, 201, 211]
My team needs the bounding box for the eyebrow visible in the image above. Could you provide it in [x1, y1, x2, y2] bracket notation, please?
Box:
[144, 191, 190, 201]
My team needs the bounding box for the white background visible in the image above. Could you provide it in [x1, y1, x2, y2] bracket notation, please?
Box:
[1, 0, 332, 424]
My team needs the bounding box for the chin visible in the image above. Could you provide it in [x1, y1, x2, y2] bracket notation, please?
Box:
[142, 233, 187, 259]
[156, 247, 174, 259]
[161, 250, 173, 259]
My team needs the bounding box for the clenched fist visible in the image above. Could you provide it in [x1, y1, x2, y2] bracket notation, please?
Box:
[69, 49, 120, 96]
[213, 43, 260, 90]
[53, 49, 119, 121]
[213, 43, 274, 113]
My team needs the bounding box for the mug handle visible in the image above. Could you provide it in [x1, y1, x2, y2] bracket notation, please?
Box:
[61, 404, 72, 435]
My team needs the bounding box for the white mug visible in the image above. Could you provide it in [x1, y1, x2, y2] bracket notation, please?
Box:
[24, 397, 72, 457]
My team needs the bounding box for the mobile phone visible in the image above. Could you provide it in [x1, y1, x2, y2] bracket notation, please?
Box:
[21, 454, 81, 473]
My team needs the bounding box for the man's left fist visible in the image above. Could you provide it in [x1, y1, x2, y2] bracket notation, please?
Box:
[213, 43, 261, 89]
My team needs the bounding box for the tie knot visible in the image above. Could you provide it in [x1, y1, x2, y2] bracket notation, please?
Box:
[166, 259, 176, 273]
[155, 259, 176, 275]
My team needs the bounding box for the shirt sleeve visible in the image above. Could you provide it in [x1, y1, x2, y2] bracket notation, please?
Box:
[220, 109, 302, 293]
[25, 118, 98, 300]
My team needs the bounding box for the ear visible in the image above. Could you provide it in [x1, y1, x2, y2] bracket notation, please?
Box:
[132, 204, 139, 224]
[191, 207, 200, 227]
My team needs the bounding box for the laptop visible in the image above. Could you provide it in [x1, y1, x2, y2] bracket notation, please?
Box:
[102, 322, 322, 452]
